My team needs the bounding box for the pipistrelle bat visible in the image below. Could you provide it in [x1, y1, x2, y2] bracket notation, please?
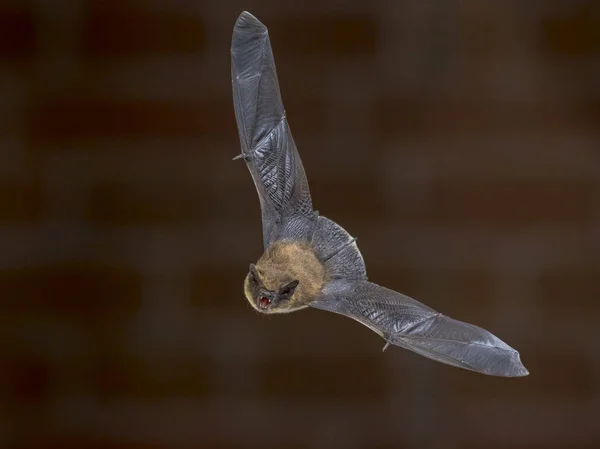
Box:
[231, 11, 528, 377]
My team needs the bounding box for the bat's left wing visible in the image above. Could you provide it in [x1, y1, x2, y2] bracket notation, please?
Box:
[311, 279, 529, 377]
[231, 11, 315, 249]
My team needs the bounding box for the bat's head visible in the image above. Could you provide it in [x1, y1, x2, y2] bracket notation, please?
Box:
[244, 263, 300, 313]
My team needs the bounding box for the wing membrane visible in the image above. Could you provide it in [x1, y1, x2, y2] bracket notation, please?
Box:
[231, 11, 314, 248]
[312, 279, 529, 377]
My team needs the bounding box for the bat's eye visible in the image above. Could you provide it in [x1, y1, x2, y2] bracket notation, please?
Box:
[258, 296, 271, 308]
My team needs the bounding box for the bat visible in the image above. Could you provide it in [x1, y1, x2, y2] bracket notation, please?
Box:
[230, 11, 528, 377]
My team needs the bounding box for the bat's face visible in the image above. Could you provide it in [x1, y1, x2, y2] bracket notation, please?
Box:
[243, 264, 300, 314]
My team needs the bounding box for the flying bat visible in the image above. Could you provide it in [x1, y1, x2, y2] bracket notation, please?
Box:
[230, 11, 528, 377]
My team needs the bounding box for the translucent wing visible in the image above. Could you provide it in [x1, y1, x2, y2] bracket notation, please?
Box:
[231, 11, 315, 248]
[312, 279, 529, 377]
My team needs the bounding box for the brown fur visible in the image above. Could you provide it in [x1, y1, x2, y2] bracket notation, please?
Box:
[244, 241, 328, 313]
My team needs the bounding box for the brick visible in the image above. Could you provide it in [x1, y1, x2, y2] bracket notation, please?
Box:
[0, 7, 36, 62]
[445, 352, 595, 400]
[536, 264, 600, 317]
[198, 445, 307, 449]
[457, 5, 509, 61]
[375, 97, 596, 137]
[269, 15, 377, 58]
[541, 6, 600, 57]
[382, 132, 600, 180]
[27, 95, 325, 146]
[369, 445, 409, 449]
[0, 182, 44, 223]
[453, 397, 600, 445]
[85, 183, 247, 225]
[367, 265, 420, 297]
[82, 10, 205, 58]
[278, 95, 327, 136]
[261, 307, 387, 356]
[27, 97, 233, 142]
[259, 355, 387, 400]
[460, 444, 599, 449]
[12, 440, 181, 449]
[311, 178, 387, 223]
[430, 267, 494, 323]
[5, 354, 213, 403]
[584, 98, 600, 125]
[0, 264, 142, 326]
[82, 356, 213, 399]
[13, 440, 309, 449]
[421, 177, 595, 228]
[191, 266, 244, 312]
[5, 356, 54, 403]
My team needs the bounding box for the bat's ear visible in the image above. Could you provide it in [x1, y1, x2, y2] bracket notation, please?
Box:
[279, 279, 299, 299]
[249, 263, 261, 283]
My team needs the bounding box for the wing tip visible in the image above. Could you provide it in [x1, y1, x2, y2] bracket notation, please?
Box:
[486, 351, 530, 378]
[234, 10, 268, 35]
[507, 356, 530, 378]
[232, 11, 269, 57]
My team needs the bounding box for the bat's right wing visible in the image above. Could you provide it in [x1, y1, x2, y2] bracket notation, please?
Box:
[311, 279, 529, 377]
[231, 12, 315, 249]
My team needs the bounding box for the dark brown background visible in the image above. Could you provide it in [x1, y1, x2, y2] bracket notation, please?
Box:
[2, 1, 599, 448]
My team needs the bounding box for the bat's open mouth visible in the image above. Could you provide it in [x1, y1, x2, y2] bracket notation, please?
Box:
[258, 296, 272, 309]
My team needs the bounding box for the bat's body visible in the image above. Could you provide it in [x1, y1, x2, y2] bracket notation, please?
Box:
[231, 11, 528, 377]
[245, 241, 328, 313]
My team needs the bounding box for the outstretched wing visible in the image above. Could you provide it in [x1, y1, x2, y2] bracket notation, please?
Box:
[231, 11, 314, 249]
[311, 279, 529, 377]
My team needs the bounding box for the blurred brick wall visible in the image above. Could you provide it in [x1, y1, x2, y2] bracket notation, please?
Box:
[2, 1, 599, 449]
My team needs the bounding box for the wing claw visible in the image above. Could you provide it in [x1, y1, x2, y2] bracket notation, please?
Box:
[382, 338, 392, 352]
[232, 153, 249, 161]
